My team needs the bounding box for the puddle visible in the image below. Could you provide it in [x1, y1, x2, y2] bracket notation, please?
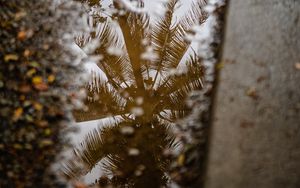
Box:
[61, 0, 206, 187]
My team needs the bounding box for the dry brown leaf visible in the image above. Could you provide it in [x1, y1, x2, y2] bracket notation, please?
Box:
[19, 84, 31, 93]
[23, 49, 31, 57]
[34, 83, 49, 91]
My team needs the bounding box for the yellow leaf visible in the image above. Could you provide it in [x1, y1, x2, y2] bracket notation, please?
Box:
[4, 54, 19, 62]
[13, 144, 23, 150]
[26, 68, 36, 77]
[32, 76, 43, 84]
[40, 139, 53, 147]
[47, 75, 55, 83]
[34, 102, 43, 111]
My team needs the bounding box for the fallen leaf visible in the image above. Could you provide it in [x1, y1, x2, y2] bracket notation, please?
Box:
[34, 83, 49, 91]
[33, 102, 43, 111]
[13, 108, 23, 121]
[19, 84, 31, 93]
[4, 54, 19, 62]
[39, 139, 53, 147]
[32, 76, 42, 84]
[17, 31, 27, 40]
[36, 120, 48, 128]
[29, 61, 40, 67]
[25, 115, 34, 122]
[26, 69, 36, 77]
[47, 75, 55, 83]
[23, 49, 31, 57]
[23, 100, 31, 107]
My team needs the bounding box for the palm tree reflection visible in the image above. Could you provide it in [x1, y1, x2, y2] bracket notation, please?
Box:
[64, 0, 206, 187]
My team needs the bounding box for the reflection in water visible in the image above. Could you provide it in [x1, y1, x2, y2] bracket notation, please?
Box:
[64, 0, 206, 187]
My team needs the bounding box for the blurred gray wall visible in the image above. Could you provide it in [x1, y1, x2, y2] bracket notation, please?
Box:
[205, 0, 300, 187]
